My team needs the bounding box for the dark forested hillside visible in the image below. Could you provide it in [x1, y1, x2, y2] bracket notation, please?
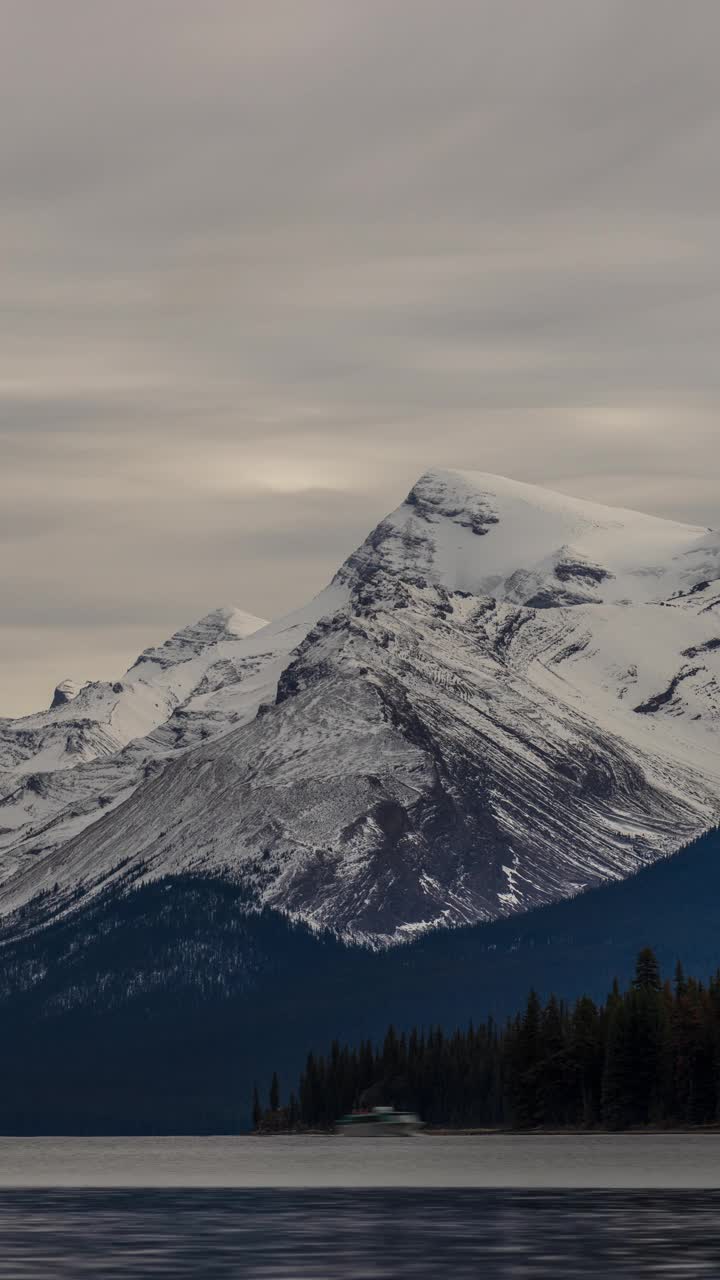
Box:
[1, 825, 720, 1133]
[0, 879, 364, 1135]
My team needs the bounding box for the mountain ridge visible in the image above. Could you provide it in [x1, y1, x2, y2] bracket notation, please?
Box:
[2, 468, 720, 940]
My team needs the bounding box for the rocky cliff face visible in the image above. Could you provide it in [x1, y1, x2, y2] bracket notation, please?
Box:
[49, 679, 83, 710]
[2, 469, 720, 941]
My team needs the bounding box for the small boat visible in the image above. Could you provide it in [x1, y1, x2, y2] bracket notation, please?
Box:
[336, 1105, 423, 1136]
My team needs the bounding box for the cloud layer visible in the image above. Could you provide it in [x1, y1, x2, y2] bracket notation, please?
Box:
[2, 0, 720, 714]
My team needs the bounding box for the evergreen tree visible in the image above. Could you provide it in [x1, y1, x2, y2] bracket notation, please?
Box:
[633, 947, 662, 992]
[603, 951, 669, 1127]
[537, 994, 567, 1125]
[269, 1071, 280, 1113]
[505, 989, 542, 1127]
[251, 1083, 262, 1131]
[625, 981, 670, 1124]
[601, 995, 630, 1128]
[568, 996, 603, 1126]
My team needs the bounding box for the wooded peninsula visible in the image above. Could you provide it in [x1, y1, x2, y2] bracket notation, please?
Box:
[256, 950, 720, 1132]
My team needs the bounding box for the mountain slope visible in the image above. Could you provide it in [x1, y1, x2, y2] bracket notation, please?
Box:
[2, 825, 720, 1134]
[2, 469, 720, 939]
[0, 596, 347, 882]
[0, 606, 267, 782]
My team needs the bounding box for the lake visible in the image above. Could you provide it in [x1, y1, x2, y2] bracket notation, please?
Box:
[2, 1135, 720, 1276]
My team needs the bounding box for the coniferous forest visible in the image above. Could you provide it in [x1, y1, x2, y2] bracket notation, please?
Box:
[5, 826, 720, 1135]
[262, 950, 720, 1131]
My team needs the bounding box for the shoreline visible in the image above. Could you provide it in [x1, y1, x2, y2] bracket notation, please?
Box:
[255, 1123, 720, 1138]
[2, 1132, 720, 1190]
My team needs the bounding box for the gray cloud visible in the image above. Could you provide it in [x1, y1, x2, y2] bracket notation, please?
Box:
[2, 0, 720, 714]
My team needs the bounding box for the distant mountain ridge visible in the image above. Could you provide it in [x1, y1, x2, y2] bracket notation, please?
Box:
[2, 469, 720, 939]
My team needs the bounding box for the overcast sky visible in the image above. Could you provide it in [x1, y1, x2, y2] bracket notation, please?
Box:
[3, 0, 720, 715]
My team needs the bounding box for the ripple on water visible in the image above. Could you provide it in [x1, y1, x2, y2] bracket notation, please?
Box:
[1, 1191, 720, 1278]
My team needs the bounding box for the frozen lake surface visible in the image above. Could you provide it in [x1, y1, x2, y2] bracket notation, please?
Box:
[3, 1137, 720, 1276]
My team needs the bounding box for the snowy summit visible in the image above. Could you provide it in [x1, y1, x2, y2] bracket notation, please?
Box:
[1, 468, 720, 941]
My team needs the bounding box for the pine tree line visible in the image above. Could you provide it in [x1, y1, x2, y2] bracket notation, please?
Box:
[260, 949, 720, 1131]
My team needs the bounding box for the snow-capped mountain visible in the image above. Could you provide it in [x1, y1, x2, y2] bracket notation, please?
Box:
[1, 606, 267, 780]
[0, 602, 322, 879]
[2, 468, 720, 940]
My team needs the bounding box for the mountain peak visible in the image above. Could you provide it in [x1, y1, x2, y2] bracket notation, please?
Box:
[338, 468, 712, 607]
[197, 606, 269, 640]
[4, 469, 720, 942]
[131, 606, 267, 672]
[49, 678, 82, 709]
[408, 467, 705, 530]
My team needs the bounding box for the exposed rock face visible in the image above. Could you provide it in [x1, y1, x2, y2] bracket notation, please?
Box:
[2, 468, 720, 942]
[50, 679, 82, 709]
